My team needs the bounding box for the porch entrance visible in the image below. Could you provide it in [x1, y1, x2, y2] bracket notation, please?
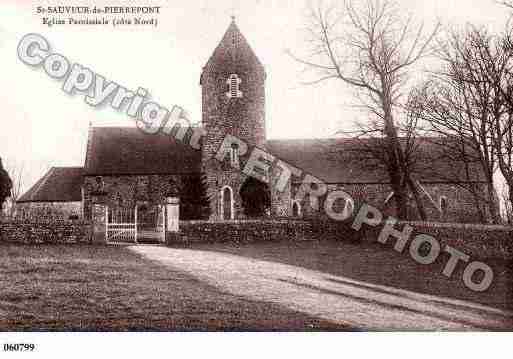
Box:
[137, 204, 166, 243]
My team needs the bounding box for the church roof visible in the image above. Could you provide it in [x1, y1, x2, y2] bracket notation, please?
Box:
[201, 18, 265, 83]
[18, 167, 83, 203]
[20, 130, 486, 204]
[84, 126, 201, 176]
[83, 127, 484, 183]
[266, 137, 486, 184]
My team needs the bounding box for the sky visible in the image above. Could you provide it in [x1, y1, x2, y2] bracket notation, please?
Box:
[0, 0, 510, 192]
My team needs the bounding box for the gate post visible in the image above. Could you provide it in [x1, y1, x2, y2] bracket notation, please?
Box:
[166, 197, 180, 232]
[92, 203, 107, 244]
[134, 205, 138, 244]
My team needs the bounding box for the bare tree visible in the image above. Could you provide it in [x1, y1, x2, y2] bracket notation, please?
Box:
[408, 78, 497, 223]
[497, 0, 513, 205]
[500, 186, 513, 224]
[409, 26, 513, 223]
[498, 0, 513, 9]
[290, 0, 440, 220]
[5, 160, 25, 218]
[488, 29, 513, 220]
[333, 106, 430, 219]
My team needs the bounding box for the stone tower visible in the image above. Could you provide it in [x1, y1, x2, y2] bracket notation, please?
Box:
[200, 18, 266, 220]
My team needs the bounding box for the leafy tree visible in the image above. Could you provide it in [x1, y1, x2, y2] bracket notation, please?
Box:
[179, 174, 211, 220]
[240, 177, 271, 218]
[0, 157, 12, 212]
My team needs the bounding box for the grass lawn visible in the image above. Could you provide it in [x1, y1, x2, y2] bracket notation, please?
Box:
[183, 240, 513, 311]
[0, 244, 347, 331]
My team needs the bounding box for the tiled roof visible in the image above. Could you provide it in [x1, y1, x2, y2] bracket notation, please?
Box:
[22, 127, 484, 204]
[84, 126, 201, 176]
[18, 167, 83, 203]
[266, 137, 486, 184]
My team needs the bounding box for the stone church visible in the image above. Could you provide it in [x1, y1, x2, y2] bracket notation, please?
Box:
[18, 19, 491, 223]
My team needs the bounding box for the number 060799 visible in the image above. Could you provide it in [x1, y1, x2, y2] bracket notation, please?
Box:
[3, 343, 35, 352]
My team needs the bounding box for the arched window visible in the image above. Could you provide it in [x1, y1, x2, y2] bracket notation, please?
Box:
[292, 201, 302, 218]
[220, 186, 234, 220]
[226, 74, 242, 98]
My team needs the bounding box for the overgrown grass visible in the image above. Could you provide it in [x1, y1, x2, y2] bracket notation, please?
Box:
[0, 244, 347, 331]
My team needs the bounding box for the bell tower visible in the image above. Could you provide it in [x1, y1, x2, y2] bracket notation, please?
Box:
[200, 18, 266, 220]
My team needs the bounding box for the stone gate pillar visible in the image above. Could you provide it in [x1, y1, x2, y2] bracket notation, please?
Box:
[91, 193, 108, 244]
[92, 204, 107, 243]
[166, 197, 180, 232]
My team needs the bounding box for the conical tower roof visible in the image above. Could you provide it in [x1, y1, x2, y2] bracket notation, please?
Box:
[201, 18, 265, 83]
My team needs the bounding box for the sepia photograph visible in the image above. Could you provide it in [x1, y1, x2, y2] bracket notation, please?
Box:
[0, 0, 512, 357]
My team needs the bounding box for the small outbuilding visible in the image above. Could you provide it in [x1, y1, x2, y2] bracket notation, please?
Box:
[17, 167, 84, 220]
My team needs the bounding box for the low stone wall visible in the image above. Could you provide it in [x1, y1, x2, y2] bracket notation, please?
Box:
[0, 221, 92, 244]
[168, 219, 513, 259]
[310, 219, 513, 259]
[404, 221, 513, 260]
[4, 216, 509, 260]
[167, 220, 314, 244]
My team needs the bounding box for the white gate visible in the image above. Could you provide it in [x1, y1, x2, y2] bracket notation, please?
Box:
[106, 207, 138, 244]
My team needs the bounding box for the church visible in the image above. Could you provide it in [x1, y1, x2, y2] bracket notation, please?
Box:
[17, 19, 491, 224]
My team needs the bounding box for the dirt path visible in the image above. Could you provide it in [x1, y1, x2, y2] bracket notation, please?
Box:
[131, 245, 513, 330]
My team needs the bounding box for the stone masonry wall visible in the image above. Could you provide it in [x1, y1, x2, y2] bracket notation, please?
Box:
[201, 24, 266, 220]
[168, 220, 312, 243]
[168, 219, 513, 259]
[0, 221, 91, 244]
[309, 219, 513, 259]
[15, 202, 82, 221]
[83, 174, 186, 220]
[292, 182, 489, 224]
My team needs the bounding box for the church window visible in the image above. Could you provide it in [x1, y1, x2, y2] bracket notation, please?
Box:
[440, 196, 448, 215]
[292, 201, 302, 218]
[230, 143, 239, 168]
[226, 74, 243, 98]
